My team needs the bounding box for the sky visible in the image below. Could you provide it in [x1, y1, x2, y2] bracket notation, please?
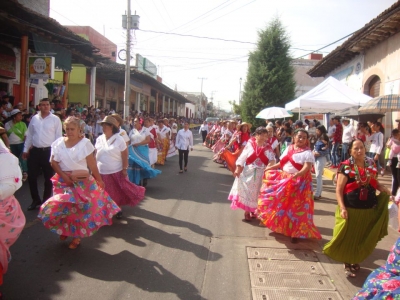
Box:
[49, 0, 398, 110]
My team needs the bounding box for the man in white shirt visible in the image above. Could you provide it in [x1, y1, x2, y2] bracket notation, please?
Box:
[94, 112, 105, 140]
[199, 121, 209, 143]
[326, 119, 336, 166]
[22, 98, 62, 210]
[176, 121, 194, 173]
[341, 118, 356, 162]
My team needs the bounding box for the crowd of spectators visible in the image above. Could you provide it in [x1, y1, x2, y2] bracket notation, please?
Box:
[0, 96, 203, 146]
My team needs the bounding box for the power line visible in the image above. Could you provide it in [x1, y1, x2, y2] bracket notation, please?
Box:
[50, 7, 81, 26]
[150, 0, 169, 29]
[158, 0, 175, 28]
[171, 0, 238, 32]
[294, 32, 355, 59]
[139, 29, 256, 44]
[181, 0, 256, 35]
[138, 0, 234, 43]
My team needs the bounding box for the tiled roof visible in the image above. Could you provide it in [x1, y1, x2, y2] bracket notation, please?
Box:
[308, 1, 400, 77]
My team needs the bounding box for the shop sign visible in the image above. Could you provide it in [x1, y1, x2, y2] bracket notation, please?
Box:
[0, 53, 16, 78]
[304, 114, 323, 121]
[29, 56, 55, 79]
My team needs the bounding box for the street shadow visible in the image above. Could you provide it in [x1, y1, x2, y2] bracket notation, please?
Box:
[326, 245, 391, 289]
[74, 249, 206, 300]
[95, 218, 222, 262]
[314, 209, 335, 217]
[132, 207, 213, 237]
[144, 153, 234, 204]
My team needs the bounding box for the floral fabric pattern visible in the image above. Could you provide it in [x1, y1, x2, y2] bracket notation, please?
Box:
[38, 174, 120, 238]
[353, 237, 400, 299]
[257, 170, 321, 239]
[228, 162, 265, 212]
[0, 195, 26, 277]
[156, 137, 170, 165]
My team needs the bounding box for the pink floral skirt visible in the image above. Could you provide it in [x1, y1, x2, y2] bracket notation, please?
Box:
[0, 195, 25, 275]
[101, 171, 145, 207]
[38, 174, 121, 238]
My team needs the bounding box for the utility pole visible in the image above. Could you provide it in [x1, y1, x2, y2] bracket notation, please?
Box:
[239, 77, 242, 104]
[198, 77, 207, 119]
[123, 0, 131, 120]
[210, 90, 217, 102]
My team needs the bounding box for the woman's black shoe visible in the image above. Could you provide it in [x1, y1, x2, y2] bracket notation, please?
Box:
[116, 211, 123, 219]
[290, 237, 298, 244]
[142, 179, 148, 187]
[27, 201, 42, 211]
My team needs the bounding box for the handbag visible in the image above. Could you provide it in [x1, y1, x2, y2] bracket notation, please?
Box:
[385, 147, 391, 160]
[70, 169, 90, 181]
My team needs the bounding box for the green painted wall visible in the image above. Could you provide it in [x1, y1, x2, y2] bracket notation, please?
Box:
[54, 70, 63, 82]
[54, 64, 86, 84]
[54, 64, 88, 105]
[69, 65, 86, 84]
[68, 84, 89, 105]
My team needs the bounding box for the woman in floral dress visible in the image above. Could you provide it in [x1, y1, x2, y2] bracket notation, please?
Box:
[0, 140, 25, 297]
[228, 127, 275, 221]
[257, 128, 321, 243]
[353, 237, 400, 299]
[221, 122, 251, 173]
[38, 117, 120, 249]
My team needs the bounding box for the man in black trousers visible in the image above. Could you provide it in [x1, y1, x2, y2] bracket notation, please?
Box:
[22, 98, 62, 210]
[198, 121, 209, 143]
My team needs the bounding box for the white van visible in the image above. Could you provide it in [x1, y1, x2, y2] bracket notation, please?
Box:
[205, 117, 220, 123]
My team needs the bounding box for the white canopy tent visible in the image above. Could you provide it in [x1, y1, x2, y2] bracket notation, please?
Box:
[285, 76, 372, 114]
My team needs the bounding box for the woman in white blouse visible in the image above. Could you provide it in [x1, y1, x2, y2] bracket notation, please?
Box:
[367, 121, 384, 175]
[0, 139, 25, 295]
[38, 117, 120, 249]
[228, 127, 275, 221]
[95, 116, 145, 219]
[128, 117, 161, 186]
[257, 128, 322, 243]
[175, 121, 194, 173]
[111, 113, 130, 146]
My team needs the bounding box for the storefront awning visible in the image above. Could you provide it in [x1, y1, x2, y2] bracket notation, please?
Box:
[32, 33, 72, 71]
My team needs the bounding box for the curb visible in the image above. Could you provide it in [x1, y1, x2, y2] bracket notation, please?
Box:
[323, 167, 336, 181]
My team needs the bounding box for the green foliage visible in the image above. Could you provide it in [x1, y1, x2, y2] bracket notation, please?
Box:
[241, 17, 296, 128]
[228, 100, 241, 115]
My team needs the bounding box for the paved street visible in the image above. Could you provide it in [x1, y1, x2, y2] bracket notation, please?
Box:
[3, 133, 399, 300]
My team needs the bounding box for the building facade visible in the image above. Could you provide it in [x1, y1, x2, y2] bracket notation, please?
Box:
[292, 54, 324, 98]
[308, 1, 400, 133]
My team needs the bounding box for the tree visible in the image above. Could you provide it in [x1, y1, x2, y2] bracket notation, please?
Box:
[228, 100, 241, 115]
[241, 17, 295, 128]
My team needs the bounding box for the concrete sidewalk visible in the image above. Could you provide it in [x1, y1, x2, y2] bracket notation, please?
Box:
[237, 166, 398, 300]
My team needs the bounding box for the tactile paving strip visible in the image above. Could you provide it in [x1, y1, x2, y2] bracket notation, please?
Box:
[250, 273, 336, 290]
[248, 259, 326, 275]
[252, 288, 343, 300]
[247, 247, 319, 261]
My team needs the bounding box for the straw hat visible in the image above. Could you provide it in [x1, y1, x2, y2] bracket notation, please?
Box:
[111, 113, 123, 126]
[100, 116, 118, 129]
[10, 109, 21, 117]
[238, 122, 252, 129]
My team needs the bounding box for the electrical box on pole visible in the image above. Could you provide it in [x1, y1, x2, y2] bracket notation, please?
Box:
[122, 14, 140, 29]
